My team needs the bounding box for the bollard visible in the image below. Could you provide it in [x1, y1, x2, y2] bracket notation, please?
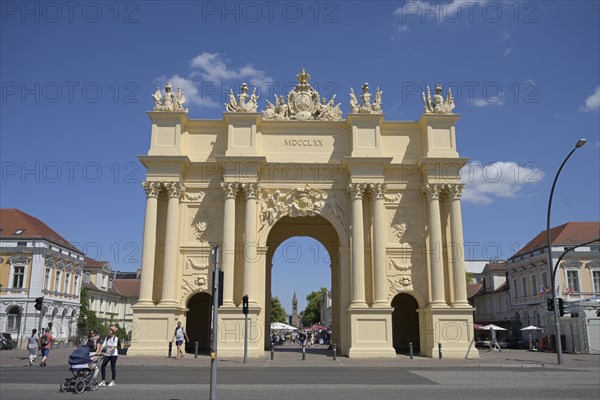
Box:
[409, 342, 413, 359]
[438, 342, 442, 359]
[194, 341, 199, 358]
[302, 344, 306, 360]
[270, 342, 275, 360]
[168, 341, 173, 358]
[332, 343, 337, 361]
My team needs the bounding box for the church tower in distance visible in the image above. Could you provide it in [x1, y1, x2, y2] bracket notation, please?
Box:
[291, 292, 300, 327]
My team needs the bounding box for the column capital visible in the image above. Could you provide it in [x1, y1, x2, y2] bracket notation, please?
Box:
[242, 182, 261, 199]
[446, 183, 464, 200]
[142, 181, 161, 198]
[368, 183, 387, 200]
[347, 183, 366, 199]
[422, 184, 442, 200]
[221, 182, 239, 199]
[164, 182, 186, 199]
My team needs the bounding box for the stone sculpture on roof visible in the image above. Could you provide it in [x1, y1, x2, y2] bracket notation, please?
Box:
[262, 69, 342, 121]
[422, 83, 455, 114]
[152, 83, 188, 112]
[225, 83, 259, 113]
[349, 83, 383, 114]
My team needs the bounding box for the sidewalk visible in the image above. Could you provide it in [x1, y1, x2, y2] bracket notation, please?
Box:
[2, 343, 598, 370]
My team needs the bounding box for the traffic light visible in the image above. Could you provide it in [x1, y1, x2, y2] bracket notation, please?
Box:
[242, 295, 249, 315]
[558, 298, 565, 316]
[34, 297, 43, 311]
[546, 298, 555, 311]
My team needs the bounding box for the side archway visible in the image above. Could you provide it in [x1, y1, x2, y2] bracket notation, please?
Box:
[391, 293, 420, 354]
[185, 292, 212, 353]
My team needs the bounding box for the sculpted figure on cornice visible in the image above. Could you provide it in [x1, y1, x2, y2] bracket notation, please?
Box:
[180, 276, 208, 303]
[226, 83, 259, 113]
[152, 83, 188, 112]
[349, 83, 383, 114]
[262, 69, 342, 121]
[259, 186, 344, 232]
[388, 276, 413, 297]
[422, 83, 455, 114]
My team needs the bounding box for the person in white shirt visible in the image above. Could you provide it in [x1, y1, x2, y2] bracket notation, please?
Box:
[27, 329, 39, 366]
[171, 321, 189, 359]
[98, 326, 119, 387]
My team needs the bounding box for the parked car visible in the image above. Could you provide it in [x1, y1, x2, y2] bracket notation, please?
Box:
[0, 333, 15, 350]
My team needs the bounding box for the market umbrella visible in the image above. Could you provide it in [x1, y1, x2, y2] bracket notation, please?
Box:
[270, 322, 297, 331]
[483, 324, 507, 331]
[520, 325, 541, 331]
[473, 324, 485, 330]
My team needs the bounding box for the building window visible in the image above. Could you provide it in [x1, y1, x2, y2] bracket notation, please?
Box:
[541, 272, 548, 291]
[73, 275, 79, 295]
[6, 306, 21, 331]
[521, 277, 527, 299]
[593, 271, 600, 293]
[531, 274, 537, 296]
[44, 268, 51, 290]
[566, 270, 580, 292]
[84, 272, 90, 284]
[14, 229, 24, 235]
[512, 279, 518, 298]
[12, 266, 25, 288]
[65, 273, 71, 295]
[55, 271, 61, 292]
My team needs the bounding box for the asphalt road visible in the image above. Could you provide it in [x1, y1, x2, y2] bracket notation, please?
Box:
[1, 365, 599, 400]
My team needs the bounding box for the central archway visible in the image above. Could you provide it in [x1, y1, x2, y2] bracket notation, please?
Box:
[185, 292, 212, 353]
[264, 215, 344, 353]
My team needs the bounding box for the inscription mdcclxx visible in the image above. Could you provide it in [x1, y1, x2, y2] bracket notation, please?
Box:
[284, 139, 324, 147]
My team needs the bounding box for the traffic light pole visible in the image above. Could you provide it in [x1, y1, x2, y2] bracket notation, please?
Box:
[243, 295, 249, 364]
[209, 246, 220, 400]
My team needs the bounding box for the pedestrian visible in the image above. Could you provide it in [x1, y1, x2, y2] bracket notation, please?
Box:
[488, 329, 502, 352]
[27, 329, 39, 366]
[99, 325, 119, 387]
[171, 321, 189, 359]
[39, 328, 54, 367]
[86, 329, 103, 357]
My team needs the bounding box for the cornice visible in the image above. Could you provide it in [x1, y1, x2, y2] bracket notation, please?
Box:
[138, 155, 191, 168]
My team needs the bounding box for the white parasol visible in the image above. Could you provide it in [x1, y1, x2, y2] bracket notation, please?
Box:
[483, 324, 507, 331]
[520, 325, 542, 331]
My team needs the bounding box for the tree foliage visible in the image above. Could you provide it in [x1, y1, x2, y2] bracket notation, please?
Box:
[300, 287, 327, 326]
[270, 296, 287, 323]
[77, 287, 99, 336]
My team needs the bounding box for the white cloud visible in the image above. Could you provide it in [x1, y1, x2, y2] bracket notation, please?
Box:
[580, 85, 600, 112]
[155, 53, 272, 109]
[503, 47, 512, 56]
[189, 52, 271, 86]
[497, 30, 510, 43]
[471, 98, 504, 107]
[460, 161, 545, 204]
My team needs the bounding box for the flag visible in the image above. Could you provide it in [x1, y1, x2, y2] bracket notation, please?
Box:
[538, 285, 544, 299]
[545, 286, 550, 294]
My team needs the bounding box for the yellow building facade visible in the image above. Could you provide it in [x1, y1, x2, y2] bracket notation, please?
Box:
[130, 72, 478, 359]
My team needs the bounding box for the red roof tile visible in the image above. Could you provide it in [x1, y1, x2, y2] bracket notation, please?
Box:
[112, 279, 140, 298]
[512, 222, 600, 258]
[0, 208, 81, 253]
[467, 283, 483, 298]
[84, 258, 109, 270]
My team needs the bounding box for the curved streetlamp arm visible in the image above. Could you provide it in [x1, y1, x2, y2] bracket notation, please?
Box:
[552, 238, 600, 284]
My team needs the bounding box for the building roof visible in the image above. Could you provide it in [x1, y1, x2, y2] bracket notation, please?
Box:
[483, 262, 507, 272]
[0, 208, 81, 253]
[511, 222, 600, 259]
[112, 279, 140, 298]
[84, 258, 110, 270]
[467, 283, 483, 299]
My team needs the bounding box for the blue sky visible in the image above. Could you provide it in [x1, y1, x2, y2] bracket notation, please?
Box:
[1, 1, 599, 314]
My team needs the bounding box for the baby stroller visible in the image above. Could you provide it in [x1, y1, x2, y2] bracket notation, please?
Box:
[59, 346, 101, 394]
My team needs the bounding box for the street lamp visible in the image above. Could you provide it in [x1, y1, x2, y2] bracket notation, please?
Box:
[546, 138, 586, 365]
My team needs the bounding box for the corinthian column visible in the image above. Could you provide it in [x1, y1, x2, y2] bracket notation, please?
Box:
[348, 183, 367, 307]
[242, 183, 260, 305]
[424, 184, 446, 306]
[448, 184, 469, 306]
[160, 182, 185, 305]
[221, 183, 238, 306]
[138, 181, 161, 305]
[369, 183, 388, 307]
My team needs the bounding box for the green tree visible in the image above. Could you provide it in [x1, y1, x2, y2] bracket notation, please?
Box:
[300, 287, 327, 326]
[77, 287, 99, 337]
[466, 271, 475, 284]
[270, 296, 287, 323]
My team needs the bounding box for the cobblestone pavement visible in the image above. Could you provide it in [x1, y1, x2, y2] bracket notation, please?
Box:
[1, 342, 598, 370]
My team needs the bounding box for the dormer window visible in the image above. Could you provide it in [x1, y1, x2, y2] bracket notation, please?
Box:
[14, 229, 24, 235]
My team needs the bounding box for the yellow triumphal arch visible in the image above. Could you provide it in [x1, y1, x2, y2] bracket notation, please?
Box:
[129, 71, 478, 358]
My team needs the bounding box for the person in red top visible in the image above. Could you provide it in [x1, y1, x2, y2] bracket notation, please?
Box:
[39, 328, 54, 367]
